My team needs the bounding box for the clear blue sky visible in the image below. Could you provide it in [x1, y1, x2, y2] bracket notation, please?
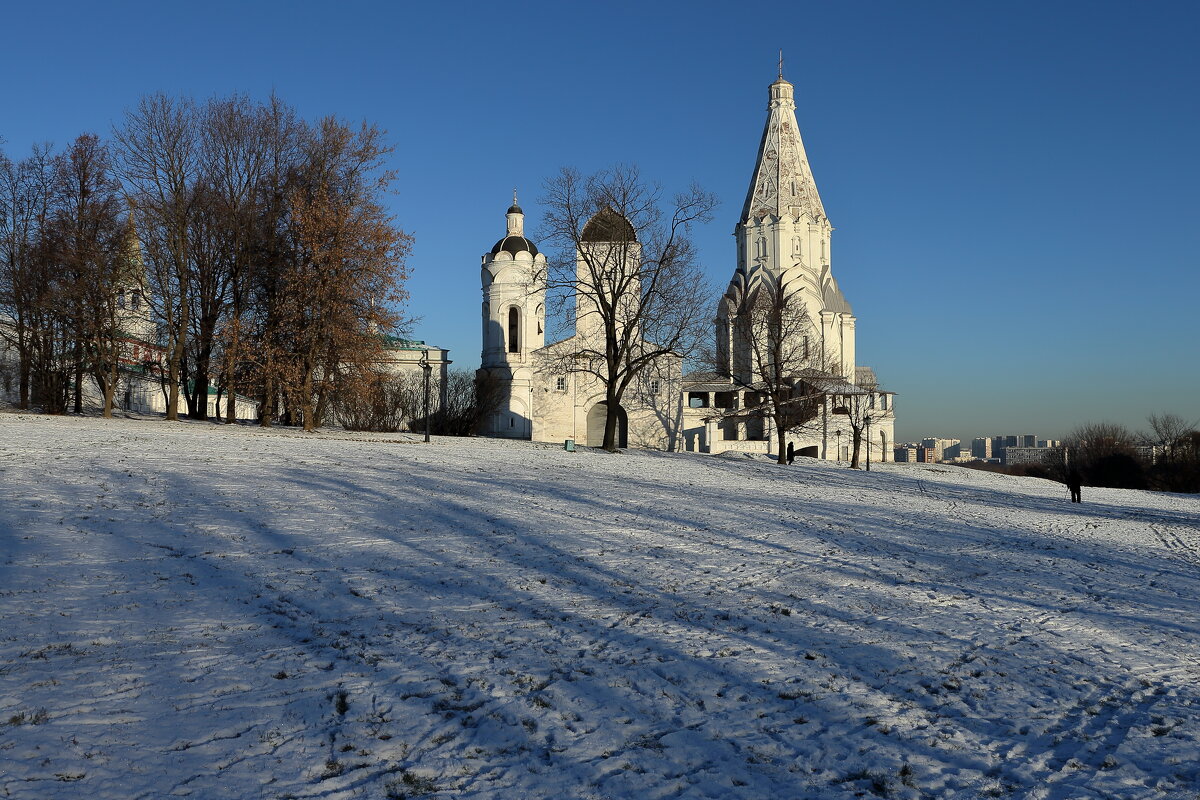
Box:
[3, 0, 1197, 442]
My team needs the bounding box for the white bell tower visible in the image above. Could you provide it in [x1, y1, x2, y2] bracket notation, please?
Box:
[479, 194, 546, 438]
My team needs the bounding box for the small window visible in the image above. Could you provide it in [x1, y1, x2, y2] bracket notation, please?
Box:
[869, 393, 876, 409]
[881, 394, 889, 410]
[508, 307, 519, 353]
[714, 392, 733, 409]
[555, 376, 567, 392]
[130, 292, 141, 311]
[688, 392, 709, 408]
[649, 379, 660, 395]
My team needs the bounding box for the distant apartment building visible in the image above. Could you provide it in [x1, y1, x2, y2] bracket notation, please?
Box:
[971, 437, 993, 459]
[1003, 447, 1060, 466]
[917, 446, 939, 463]
[894, 446, 917, 463]
[921, 437, 960, 461]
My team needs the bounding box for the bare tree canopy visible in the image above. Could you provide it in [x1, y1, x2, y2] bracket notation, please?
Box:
[1, 136, 128, 415]
[538, 165, 717, 451]
[3, 93, 412, 426]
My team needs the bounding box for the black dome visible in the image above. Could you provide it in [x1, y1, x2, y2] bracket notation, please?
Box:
[581, 207, 637, 243]
[490, 235, 539, 257]
[507, 203, 523, 214]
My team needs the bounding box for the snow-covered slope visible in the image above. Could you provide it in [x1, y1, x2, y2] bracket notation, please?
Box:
[1, 415, 1198, 799]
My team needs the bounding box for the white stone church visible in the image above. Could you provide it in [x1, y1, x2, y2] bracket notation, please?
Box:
[477, 71, 895, 459]
[477, 201, 680, 448]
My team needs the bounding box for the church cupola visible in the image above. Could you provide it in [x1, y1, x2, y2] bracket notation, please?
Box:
[491, 191, 540, 257]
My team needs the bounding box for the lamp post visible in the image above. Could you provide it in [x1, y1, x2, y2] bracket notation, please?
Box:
[419, 349, 431, 443]
[865, 415, 872, 472]
[834, 428, 842, 461]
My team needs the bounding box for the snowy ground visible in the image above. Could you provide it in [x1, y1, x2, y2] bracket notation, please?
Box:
[1, 414, 1198, 799]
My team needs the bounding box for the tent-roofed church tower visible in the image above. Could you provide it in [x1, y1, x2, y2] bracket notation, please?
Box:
[717, 64, 856, 383]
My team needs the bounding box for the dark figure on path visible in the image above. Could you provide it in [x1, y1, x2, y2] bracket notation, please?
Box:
[787, 442, 795, 465]
[1066, 469, 1083, 503]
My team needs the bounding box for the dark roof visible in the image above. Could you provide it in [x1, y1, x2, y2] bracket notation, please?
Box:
[507, 203, 523, 214]
[490, 235, 540, 257]
[581, 207, 636, 243]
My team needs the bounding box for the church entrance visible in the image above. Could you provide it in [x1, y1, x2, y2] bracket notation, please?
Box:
[586, 402, 627, 448]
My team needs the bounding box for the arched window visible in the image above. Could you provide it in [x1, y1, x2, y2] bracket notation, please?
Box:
[508, 307, 520, 353]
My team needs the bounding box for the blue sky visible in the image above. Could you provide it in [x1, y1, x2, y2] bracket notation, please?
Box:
[3, 0, 1197, 441]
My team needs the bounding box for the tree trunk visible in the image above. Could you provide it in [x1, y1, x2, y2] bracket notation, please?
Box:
[102, 364, 116, 418]
[191, 348, 211, 421]
[259, 360, 274, 427]
[18, 353, 30, 409]
[73, 343, 83, 414]
[224, 326, 239, 424]
[850, 431, 862, 469]
[301, 368, 316, 431]
[166, 337, 182, 421]
[602, 386, 620, 451]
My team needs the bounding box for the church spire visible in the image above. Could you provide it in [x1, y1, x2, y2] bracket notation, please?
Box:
[740, 65, 826, 223]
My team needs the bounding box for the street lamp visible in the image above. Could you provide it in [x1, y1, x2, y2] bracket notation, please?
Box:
[834, 428, 842, 461]
[419, 349, 431, 443]
[865, 415, 872, 472]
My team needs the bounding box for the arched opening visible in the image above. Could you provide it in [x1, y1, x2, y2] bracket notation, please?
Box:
[507, 307, 520, 353]
[586, 402, 627, 448]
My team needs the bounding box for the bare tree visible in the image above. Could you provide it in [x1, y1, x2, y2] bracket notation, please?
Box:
[1063, 421, 1146, 489]
[49, 135, 128, 417]
[725, 274, 827, 464]
[0, 144, 55, 409]
[538, 165, 716, 451]
[1144, 412, 1200, 493]
[183, 94, 280, 422]
[333, 368, 419, 432]
[113, 94, 201, 421]
[265, 117, 412, 431]
[429, 369, 506, 436]
[1146, 413, 1194, 462]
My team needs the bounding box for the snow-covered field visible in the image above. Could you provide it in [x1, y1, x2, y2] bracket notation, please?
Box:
[1, 415, 1198, 799]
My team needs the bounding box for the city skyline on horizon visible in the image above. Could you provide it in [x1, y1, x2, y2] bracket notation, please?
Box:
[3, 1, 1196, 442]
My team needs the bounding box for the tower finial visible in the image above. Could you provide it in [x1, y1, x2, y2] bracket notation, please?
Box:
[513, 187, 518, 207]
[778, 49, 783, 80]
